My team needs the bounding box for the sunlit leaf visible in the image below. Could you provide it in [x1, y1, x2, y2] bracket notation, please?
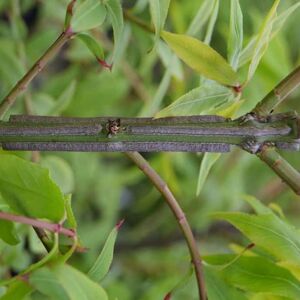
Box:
[162, 31, 239, 86]
[88, 220, 123, 282]
[197, 153, 221, 196]
[246, 0, 280, 82]
[104, 0, 124, 61]
[228, 0, 243, 70]
[0, 153, 65, 222]
[71, 0, 107, 32]
[212, 211, 300, 265]
[149, 0, 170, 45]
[205, 255, 300, 298]
[204, 265, 247, 300]
[156, 82, 233, 117]
[239, 2, 300, 67]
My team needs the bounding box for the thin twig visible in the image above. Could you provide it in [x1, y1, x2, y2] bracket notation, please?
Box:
[0, 29, 74, 119]
[0, 211, 75, 237]
[125, 151, 206, 300]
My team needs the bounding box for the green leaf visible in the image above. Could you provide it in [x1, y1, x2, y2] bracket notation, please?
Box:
[203, 0, 219, 45]
[239, 2, 300, 67]
[0, 281, 33, 300]
[88, 221, 123, 281]
[104, 0, 124, 62]
[0, 219, 19, 245]
[30, 267, 69, 300]
[48, 81, 77, 116]
[149, 0, 170, 45]
[246, 0, 280, 82]
[197, 153, 221, 196]
[212, 211, 300, 265]
[204, 265, 247, 300]
[64, 194, 77, 230]
[155, 81, 233, 117]
[161, 31, 239, 86]
[76, 32, 104, 60]
[206, 255, 300, 298]
[0, 153, 65, 222]
[55, 264, 108, 299]
[227, 0, 243, 70]
[71, 0, 107, 32]
[40, 156, 75, 194]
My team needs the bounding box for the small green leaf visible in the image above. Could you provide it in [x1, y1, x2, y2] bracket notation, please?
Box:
[0, 153, 65, 222]
[156, 82, 233, 117]
[76, 32, 104, 60]
[0, 219, 19, 245]
[203, 0, 219, 45]
[104, 0, 124, 62]
[197, 153, 221, 196]
[205, 255, 300, 298]
[88, 221, 123, 282]
[64, 194, 77, 230]
[212, 211, 300, 265]
[56, 264, 108, 299]
[162, 31, 239, 86]
[71, 0, 107, 32]
[149, 0, 170, 45]
[49, 81, 77, 116]
[228, 0, 243, 70]
[246, 0, 280, 82]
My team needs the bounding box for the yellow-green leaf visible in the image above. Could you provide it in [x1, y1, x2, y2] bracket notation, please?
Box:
[246, 0, 280, 82]
[161, 31, 239, 86]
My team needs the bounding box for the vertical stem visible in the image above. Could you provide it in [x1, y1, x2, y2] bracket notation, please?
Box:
[125, 152, 207, 300]
[0, 30, 73, 119]
[253, 65, 300, 116]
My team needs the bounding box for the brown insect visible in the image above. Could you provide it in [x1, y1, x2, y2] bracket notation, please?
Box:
[106, 119, 121, 138]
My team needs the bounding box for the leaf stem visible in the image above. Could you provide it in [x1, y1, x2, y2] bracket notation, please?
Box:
[0, 211, 75, 237]
[125, 151, 207, 300]
[123, 10, 154, 34]
[0, 30, 74, 119]
[253, 65, 300, 116]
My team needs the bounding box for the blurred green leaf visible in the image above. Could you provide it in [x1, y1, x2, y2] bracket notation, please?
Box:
[203, 0, 219, 45]
[0, 219, 19, 245]
[162, 31, 239, 86]
[149, 0, 170, 45]
[156, 81, 233, 117]
[104, 0, 124, 61]
[239, 2, 300, 68]
[213, 209, 300, 265]
[0, 153, 65, 222]
[197, 153, 221, 196]
[71, 0, 107, 32]
[88, 221, 122, 282]
[205, 255, 300, 298]
[49, 80, 77, 116]
[228, 0, 243, 70]
[30, 267, 69, 300]
[40, 156, 75, 194]
[246, 0, 280, 82]
[54, 264, 108, 299]
[76, 32, 104, 60]
[0, 281, 32, 300]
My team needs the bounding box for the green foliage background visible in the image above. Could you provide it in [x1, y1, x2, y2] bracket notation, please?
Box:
[0, 0, 299, 299]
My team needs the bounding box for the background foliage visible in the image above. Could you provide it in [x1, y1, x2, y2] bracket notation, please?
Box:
[0, 0, 300, 299]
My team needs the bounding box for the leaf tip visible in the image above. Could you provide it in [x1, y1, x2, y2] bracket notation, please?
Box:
[115, 219, 125, 231]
